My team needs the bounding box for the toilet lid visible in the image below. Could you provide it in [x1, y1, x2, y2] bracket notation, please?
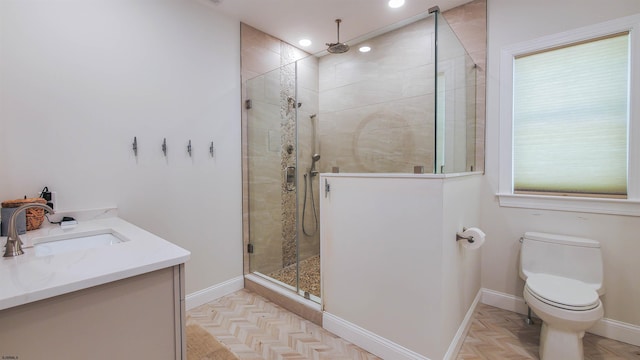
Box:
[526, 273, 599, 311]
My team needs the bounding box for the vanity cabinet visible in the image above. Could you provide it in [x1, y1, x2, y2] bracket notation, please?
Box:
[0, 264, 186, 359]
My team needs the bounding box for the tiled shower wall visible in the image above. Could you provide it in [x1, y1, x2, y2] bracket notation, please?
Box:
[295, 57, 321, 265]
[242, 24, 280, 275]
[318, 18, 437, 173]
[317, 0, 486, 174]
[241, 24, 320, 275]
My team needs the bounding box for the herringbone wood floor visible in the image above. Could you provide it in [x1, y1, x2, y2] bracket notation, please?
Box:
[458, 304, 640, 360]
[187, 289, 380, 359]
[187, 290, 640, 360]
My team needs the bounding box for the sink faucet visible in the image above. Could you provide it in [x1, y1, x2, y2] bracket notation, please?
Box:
[3, 203, 54, 257]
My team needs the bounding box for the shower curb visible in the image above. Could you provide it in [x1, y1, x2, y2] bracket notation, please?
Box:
[244, 273, 323, 326]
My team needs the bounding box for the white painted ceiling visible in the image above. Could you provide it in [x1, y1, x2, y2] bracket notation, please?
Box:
[198, 0, 474, 54]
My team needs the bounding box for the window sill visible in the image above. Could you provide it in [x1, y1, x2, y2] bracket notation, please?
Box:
[497, 193, 640, 217]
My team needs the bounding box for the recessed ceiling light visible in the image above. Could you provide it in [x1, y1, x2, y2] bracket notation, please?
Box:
[359, 46, 371, 53]
[299, 39, 312, 47]
[388, 0, 405, 8]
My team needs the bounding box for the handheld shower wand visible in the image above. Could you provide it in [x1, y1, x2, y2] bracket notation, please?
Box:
[303, 153, 321, 237]
[310, 153, 321, 175]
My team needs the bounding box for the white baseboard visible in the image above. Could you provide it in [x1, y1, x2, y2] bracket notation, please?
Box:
[185, 275, 244, 310]
[481, 288, 530, 315]
[322, 290, 483, 360]
[481, 288, 640, 347]
[443, 289, 483, 360]
[323, 312, 430, 360]
[589, 317, 640, 347]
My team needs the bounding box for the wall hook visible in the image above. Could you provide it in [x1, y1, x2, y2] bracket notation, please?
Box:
[209, 142, 215, 157]
[132, 137, 138, 157]
[162, 138, 167, 157]
[187, 140, 192, 157]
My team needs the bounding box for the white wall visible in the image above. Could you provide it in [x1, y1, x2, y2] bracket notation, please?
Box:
[0, 0, 242, 294]
[321, 174, 482, 359]
[483, 0, 640, 326]
[441, 175, 482, 352]
[321, 175, 443, 358]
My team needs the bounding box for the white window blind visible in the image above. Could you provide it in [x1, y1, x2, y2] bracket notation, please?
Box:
[513, 33, 630, 197]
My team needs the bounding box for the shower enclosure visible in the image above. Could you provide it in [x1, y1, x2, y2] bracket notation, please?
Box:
[245, 56, 322, 301]
[244, 8, 478, 303]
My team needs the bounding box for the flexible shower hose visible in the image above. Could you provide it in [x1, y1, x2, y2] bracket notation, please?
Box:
[302, 172, 319, 237]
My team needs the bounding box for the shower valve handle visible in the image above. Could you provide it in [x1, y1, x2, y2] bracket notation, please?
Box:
[285, 166, 296, 191]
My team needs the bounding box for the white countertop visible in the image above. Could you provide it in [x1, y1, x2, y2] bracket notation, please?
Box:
[0, 213, 190, 310]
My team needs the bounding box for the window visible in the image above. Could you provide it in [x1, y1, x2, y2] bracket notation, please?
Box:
[498, 15, 640, 215]
[514, 33, 629, 197]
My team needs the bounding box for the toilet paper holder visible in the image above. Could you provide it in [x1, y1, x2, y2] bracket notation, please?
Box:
[456, 228, 475, 243]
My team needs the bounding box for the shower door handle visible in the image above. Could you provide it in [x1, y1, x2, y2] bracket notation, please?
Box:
[285, 166, 296, 191]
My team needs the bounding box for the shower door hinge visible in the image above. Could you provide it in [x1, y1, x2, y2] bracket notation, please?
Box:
[247, 243, 254, 254]
[245, 99, 252, 109]
[324, 178, 330, 198]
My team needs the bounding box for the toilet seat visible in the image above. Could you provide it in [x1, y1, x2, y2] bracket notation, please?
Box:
[525, 273, 599, 311]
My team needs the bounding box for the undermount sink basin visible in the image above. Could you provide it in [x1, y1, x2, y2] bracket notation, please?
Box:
[33, 230, 127, 257]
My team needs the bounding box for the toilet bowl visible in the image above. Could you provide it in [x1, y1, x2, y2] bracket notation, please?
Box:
[519, 232, 605, 360]
[523, 273, 603, 360]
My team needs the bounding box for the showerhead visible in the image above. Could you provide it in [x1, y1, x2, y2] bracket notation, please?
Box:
[326, 19, 350, 54]
[327, 43, 350, 54]
[310, 153, 321, 173]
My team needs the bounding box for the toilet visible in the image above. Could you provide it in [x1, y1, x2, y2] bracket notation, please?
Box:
[519, 232, 605, 360]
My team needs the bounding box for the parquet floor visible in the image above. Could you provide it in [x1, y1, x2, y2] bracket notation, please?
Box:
[187, 290, 640, 360]
[187, 289, 380, 360]
[458, 304, 640, 360]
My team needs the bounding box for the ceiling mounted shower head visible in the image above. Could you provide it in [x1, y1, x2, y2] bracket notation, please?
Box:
[326, 19, 350, 54]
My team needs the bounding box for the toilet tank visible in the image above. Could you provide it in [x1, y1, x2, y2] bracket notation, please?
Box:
[519, 232, 604, 295]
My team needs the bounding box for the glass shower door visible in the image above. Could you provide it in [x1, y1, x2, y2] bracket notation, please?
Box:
[246, 63, 300, 292]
